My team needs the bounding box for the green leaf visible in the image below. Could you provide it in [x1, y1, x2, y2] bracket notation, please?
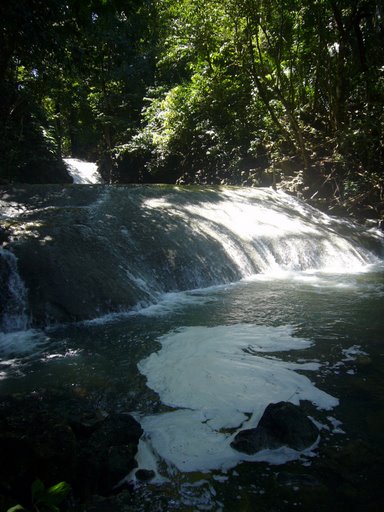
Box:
[31, 479, 71, 510]
[6, 506, 25, 512]
[46, 481, 72, 504]
[31, 479, 46, 502]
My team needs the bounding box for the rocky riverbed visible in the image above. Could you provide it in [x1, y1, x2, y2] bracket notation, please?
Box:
[0, 389, 142, 511]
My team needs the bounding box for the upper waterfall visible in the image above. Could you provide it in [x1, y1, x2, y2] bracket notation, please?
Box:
[1, 185, 383, 328]
[63, 158, 102, 184]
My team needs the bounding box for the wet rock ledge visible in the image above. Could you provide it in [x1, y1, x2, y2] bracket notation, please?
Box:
[0, 391, 142, 511]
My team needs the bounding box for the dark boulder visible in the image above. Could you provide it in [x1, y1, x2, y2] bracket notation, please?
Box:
[75, 413, 143, 498]
[231, 401, 319, 454]
[135, 469, 156, 482]
[0, 226, 11, 245]
[0, 395, 77, 508]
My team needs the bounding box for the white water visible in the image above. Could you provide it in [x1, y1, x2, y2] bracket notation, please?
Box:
[63, 158, 102, 184]
[143, 188, 383, 278]
[0, 329, 47, 359]
[0, 248, 29, 333]
[1, 187, 382, 326]
[136, 324, 338, 474]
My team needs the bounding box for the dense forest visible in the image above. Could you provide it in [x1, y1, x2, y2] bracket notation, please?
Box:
[1, 0, 383, 218]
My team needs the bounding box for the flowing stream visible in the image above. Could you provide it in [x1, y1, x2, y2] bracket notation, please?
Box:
[0, 185, 384, 510]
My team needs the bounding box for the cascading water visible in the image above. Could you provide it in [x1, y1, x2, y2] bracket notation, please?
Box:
[0, 248, 29, 333]
[0, 185, 382, 326]
[141, 188, 381, 277]
[63, 157, 102, 184]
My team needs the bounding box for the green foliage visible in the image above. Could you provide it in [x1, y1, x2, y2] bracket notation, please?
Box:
[0, 0, 157, 181]
[31, 479, 71, 512]
[1, 0, 383, 212]
[6, 479, 71, 512]
[125, 0, 382, 205]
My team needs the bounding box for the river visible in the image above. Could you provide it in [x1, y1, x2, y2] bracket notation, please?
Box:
[1, 185, 384, 510]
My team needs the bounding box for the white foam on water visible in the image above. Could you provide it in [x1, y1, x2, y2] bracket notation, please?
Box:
[137, 324, 338, 473]
[0, 358, 19, 380]
[136, 290, 218, 317]
[327, 416, 346, 434]
[342, 345, 368, 361]
[41, 348, 82, 361]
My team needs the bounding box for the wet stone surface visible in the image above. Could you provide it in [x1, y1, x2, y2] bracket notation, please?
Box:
[231, 401, 319, 454]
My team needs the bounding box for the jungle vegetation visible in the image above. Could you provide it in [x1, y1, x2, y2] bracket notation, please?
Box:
[1, 0, 383, 217]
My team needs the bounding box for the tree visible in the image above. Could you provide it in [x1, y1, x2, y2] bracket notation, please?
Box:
[0, 0, 157, 182]
[0, 0, 71, 182]
[1, 0, 383, 217]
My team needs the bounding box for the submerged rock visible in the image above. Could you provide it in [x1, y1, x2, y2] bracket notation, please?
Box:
[231, 401, 319, 454]
[69, 408, 109, 436]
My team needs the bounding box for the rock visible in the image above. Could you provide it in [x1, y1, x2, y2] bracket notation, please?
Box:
[135, 469, 156, 482]
[231, 401, 319, 454]
[69, 408, 109, 437]
[0, 393, 143, 506]
[0, 395, 77, 507]
[85, 413, 143, 460]
[76, 413, 143, 497]
[0, 226, 11, 245]
[107, 444, 139, 486]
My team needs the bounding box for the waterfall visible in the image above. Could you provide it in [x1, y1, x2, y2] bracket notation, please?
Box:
[63, 158, 102, 184]
[0, 248, 29, 333]
[136, 187, 383, 279]
[1, 185, 383, 326]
